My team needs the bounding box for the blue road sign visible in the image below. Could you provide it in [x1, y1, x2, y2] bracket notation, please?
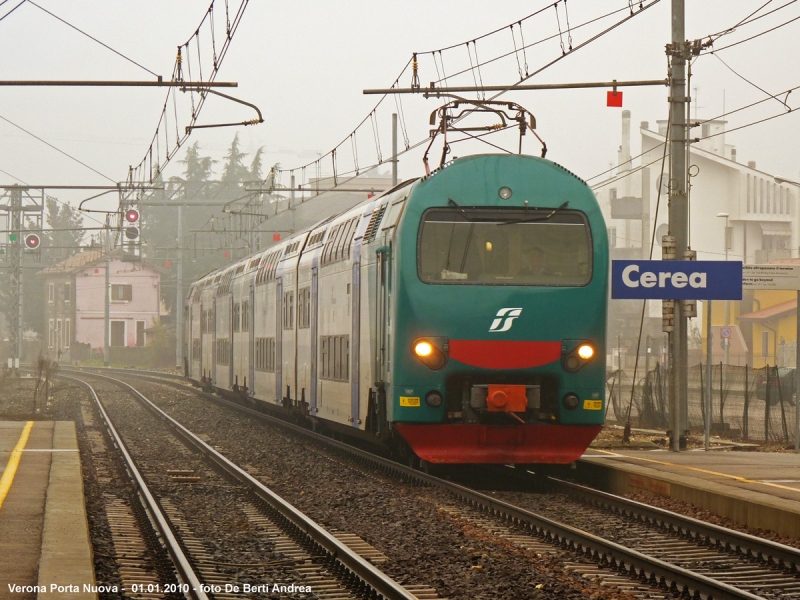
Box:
[612, 260, 742, 300]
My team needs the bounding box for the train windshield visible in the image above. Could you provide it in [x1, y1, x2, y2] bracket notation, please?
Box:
[418, 207, 592, 286]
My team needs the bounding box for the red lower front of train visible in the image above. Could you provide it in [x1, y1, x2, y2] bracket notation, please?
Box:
[393, 423, 603, 464]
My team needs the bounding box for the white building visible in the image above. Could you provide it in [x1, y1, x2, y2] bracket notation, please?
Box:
[595, 110, 799, 266]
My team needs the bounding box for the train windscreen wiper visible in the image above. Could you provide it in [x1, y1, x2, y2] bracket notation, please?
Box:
[499, 201, 569, 226]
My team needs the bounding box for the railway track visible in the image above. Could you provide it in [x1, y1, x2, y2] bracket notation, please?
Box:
[70, 368, 800, 599]
[66, 371, 440, 600]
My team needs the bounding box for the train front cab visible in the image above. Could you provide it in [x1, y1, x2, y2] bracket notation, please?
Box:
[387, 155, 609, 465]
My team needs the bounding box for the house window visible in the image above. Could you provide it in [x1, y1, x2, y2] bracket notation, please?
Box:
[48, 319, 54, 348]
[64, 319, 70, 348]
[111, 284, 133, 302]
[136, 321, 146, 347]
[63, 282, 71, 304]
[48, 283, 54, 304]
[111, 321, 126, 346]
[56, 319, 62, 350]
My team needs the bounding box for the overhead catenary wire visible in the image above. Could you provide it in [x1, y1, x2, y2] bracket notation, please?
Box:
[623, 108, 672, 441]
[26, 1, 160, 78]
[711, 53, 791, 112]
[702, 11, 800, 53]
[0, 113, 116, 183]
[270, 1, 659, 206]
[0, 0, 24, 23]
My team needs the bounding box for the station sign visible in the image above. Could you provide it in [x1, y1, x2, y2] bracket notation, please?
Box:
[742, 264, 800, 291]
[611, 260, 742, 300]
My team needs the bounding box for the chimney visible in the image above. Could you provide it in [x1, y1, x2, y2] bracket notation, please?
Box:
[731, 148, 737, 162]
[640, 121, 649, 131]
[748, 160, 756, 169]
[618, 110, 631, 173]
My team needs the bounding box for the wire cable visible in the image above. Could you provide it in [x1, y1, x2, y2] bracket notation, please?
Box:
[26, 1, 160, 77]
[0, 114, 116, 183]
[712, 53, 791, 111]
[704, 12, 800, 53]
[0, 0, 25, 23]
[623, 108, 671, 440]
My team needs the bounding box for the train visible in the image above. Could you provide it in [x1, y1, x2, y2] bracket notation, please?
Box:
[184, 153, 608, 465]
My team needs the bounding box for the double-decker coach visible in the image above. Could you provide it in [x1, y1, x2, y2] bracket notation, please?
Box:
[186, 153, 608, 465]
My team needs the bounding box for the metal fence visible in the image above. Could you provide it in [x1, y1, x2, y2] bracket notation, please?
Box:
[607, 362, 798, 445]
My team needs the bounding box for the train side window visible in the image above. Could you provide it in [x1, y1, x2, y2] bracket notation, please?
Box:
[297, 287, 310, 329]
[336, 218, 355, 261]
[233, 303, 240, 332]
[322, 224, 339, 265]
[331, 222, 347, 262]
[241, 300, 249, 331]
[321, 337, 329, 379]
[343, 336, 349, 381]
[283, 292, 294, 329]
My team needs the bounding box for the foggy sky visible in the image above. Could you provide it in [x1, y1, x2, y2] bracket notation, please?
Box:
[1, 0, 798, 230]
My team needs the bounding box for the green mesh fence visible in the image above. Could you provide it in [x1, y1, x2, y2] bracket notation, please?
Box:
[606, 363, 798, 444]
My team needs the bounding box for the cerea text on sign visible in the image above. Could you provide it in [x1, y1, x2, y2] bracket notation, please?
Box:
[611, 260, 743, 300]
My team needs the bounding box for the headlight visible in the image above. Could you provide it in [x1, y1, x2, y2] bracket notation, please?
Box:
[414, 341, 433, 357]
[562, 340, 597, 372]
[411, 337, 448, 370]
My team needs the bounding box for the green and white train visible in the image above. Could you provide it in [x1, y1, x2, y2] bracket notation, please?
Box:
[185, 154, 608, 464]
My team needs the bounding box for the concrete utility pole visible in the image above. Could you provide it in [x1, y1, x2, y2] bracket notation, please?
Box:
[176, 204, 183, 368]
[9, 188, 22, 373]
[392, 113, 398, 187]
[104, 253, 110, 367]
[668, 0, 689, 452]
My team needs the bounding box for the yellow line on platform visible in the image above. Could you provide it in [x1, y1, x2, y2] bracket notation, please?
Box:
[590, 448, 800, 494]
[0, 421, 35, 512]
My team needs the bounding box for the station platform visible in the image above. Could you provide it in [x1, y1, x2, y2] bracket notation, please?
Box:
[0, 421, 95, 599]
[578, 446, 800, 539]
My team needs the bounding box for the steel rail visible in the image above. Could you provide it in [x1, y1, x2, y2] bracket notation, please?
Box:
[61, 375, 208, 600]
[84, 369, 771, 600]
[77, 370, 418, 600]
[553, 477, 800, 570]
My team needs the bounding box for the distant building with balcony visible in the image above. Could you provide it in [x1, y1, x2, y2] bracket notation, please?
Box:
[595, 110, 799, 265]
[38, 250, 161, 362]
[596, 110, 800, 367]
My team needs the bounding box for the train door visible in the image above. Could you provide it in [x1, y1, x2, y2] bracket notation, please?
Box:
[249, 280, 255, 396]
[211, 298, 217, 384]
[350, 256, 361, 427]
[310, 266, 319, 413]
[275, 277, 283, 405]
[374, 246, 391, 392]
[229, 295, 234, 389]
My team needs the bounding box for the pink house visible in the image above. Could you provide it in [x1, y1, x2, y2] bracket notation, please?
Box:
[38, 250, 161, 360]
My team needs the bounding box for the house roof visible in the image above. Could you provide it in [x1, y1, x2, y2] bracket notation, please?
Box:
[738, 299, 798, 322]
[37, 249, 105, 275]
[37, 249, 164, 276]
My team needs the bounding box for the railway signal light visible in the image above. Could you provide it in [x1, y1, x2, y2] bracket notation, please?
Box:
[124, 208, 140, 240]
[24, 233, 41, 250]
